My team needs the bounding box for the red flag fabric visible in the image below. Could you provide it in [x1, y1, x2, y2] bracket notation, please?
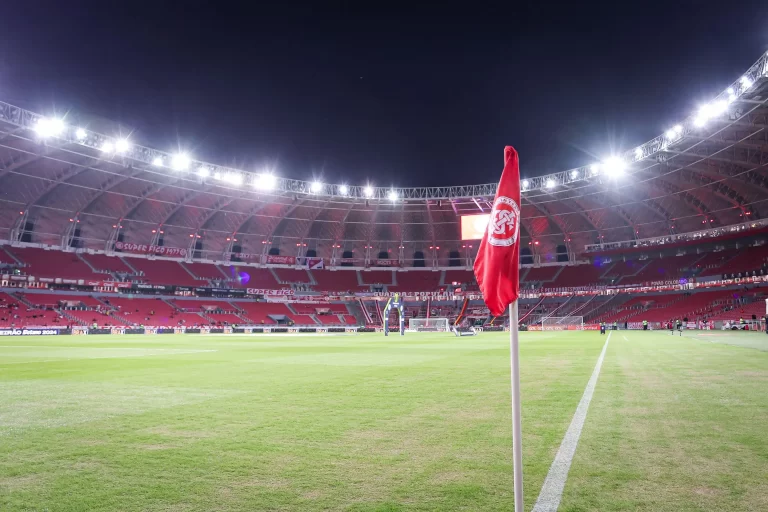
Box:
[473, 146, 521, 317]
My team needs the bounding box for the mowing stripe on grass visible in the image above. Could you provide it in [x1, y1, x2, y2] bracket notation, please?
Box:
[532, 331, 611, 512]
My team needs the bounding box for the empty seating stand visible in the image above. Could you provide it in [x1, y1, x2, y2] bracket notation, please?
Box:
[125, 258, 200, 286]
[8, 247, 99, 280]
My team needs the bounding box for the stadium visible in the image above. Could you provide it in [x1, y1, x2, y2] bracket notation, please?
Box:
[2, 42, 768, 512]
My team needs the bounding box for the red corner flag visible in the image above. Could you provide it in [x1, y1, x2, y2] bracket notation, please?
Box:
[473, 146, 521, 317]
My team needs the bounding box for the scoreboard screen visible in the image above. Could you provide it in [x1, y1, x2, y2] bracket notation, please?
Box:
[460, 214, 490, 240]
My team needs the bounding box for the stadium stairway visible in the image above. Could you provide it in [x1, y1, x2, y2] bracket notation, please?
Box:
[519, 297, 544, 325]
[567, 294, 597, 317]
[543, 295, 573, 319]
[58, 309, 86, 326]
[119, 257, 142, 276]
[598, 260, 618, 280]
[268, 267, 282, 286]
[615, 260, 652, 284]
[550, 266, 565, 284]
[357, 299, 373, 324]
[179, 262, 204, 282]
[346, 301, 367, 326]
[11, 293, 35, 309]
[76, 253, 106, 275]
[583, 295, 627, 322]
[0, 246, 23, 265]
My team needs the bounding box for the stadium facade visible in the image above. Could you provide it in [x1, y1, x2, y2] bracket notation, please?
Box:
[1, 52, 768, 333]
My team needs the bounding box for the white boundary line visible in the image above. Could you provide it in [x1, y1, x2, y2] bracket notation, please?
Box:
[532, 331, 611, 512]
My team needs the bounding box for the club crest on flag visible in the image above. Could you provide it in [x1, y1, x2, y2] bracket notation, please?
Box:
[488, 196, 520, 247]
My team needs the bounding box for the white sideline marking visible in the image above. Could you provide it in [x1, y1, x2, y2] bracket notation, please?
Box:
[623, 335, 628, 341]
[532, 332, 611, 512]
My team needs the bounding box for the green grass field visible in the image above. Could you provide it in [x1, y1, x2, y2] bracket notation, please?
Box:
[2, 329, 768, 511]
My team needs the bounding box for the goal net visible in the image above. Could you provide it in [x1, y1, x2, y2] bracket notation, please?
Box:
[409, 318, 450, 332]
[541, 316, 584, 331]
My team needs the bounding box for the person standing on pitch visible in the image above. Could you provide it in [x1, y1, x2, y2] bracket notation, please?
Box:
[600, 321, 606, 335]
[643, 319, 648, 331]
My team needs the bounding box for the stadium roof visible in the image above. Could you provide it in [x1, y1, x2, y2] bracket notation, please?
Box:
[1, 52, 768, 263]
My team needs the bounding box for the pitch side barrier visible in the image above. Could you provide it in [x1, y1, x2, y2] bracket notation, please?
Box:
[59, 326, 364, 335]
[0, 328, 72, 336]
[527, 325, 601, 331]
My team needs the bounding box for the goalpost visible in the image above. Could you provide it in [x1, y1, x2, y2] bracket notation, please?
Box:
[409, 318, 451, 332]
[541, 316, 584, 331]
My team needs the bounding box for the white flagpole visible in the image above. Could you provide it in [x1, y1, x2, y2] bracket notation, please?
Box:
[509, 300, 524, 511]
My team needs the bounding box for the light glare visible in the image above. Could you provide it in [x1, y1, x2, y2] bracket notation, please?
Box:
[152, 157, 163, 166]
[604, 156, 626, 177]
[546, 179, 555, 189]
[101, 141, 115, 153]
[254, 173, 277, 190]
[388, 190, 398, 201]
[364, 186, 374, 198]
[115, 139, 131, 153]
[311, 181, 323, 193]
[339, 184, 349, 195]
[171, 153, 191, 171]
[226, 173, 243, 186]
[35, 117, 65, 138]
[75, 128, 87, 140]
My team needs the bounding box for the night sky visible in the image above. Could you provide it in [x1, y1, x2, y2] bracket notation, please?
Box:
[0, 1, 766, 187]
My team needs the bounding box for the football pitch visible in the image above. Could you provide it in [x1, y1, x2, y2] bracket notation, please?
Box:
[2, 330, 768, 511]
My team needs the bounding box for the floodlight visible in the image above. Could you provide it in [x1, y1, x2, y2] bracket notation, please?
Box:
[101, 141, 115, 153]
[522, 179, 529, 190]
[603, 156, 625, 177]
[711, 99, 728, 116]
[35, 117, 65, 138]
[310, 181, 323, 193]
[674, 124, 683, 134]
[49, 118, 65, 135]
[254, 173, 276, 190]
[152, 156, 163, 166]
[115, 139, 131, 153]
[75, 128, 87, 140]
[197, 166, 210, 178]
[666, 129, 676, 139]
[571, 170, 579, 178]
[338, 184, 349, 195]
[590, 164, 600, 175]
[741, 76, 753, 89]
[545, 179, 555, 189]
[727, 87, 735, 95]
[388, 190, 398, 201]
[171, 153, 191, 171]
[364, 186, 374, 198]
[214, 171, 222, 180]
[634, 147, 643, 159]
